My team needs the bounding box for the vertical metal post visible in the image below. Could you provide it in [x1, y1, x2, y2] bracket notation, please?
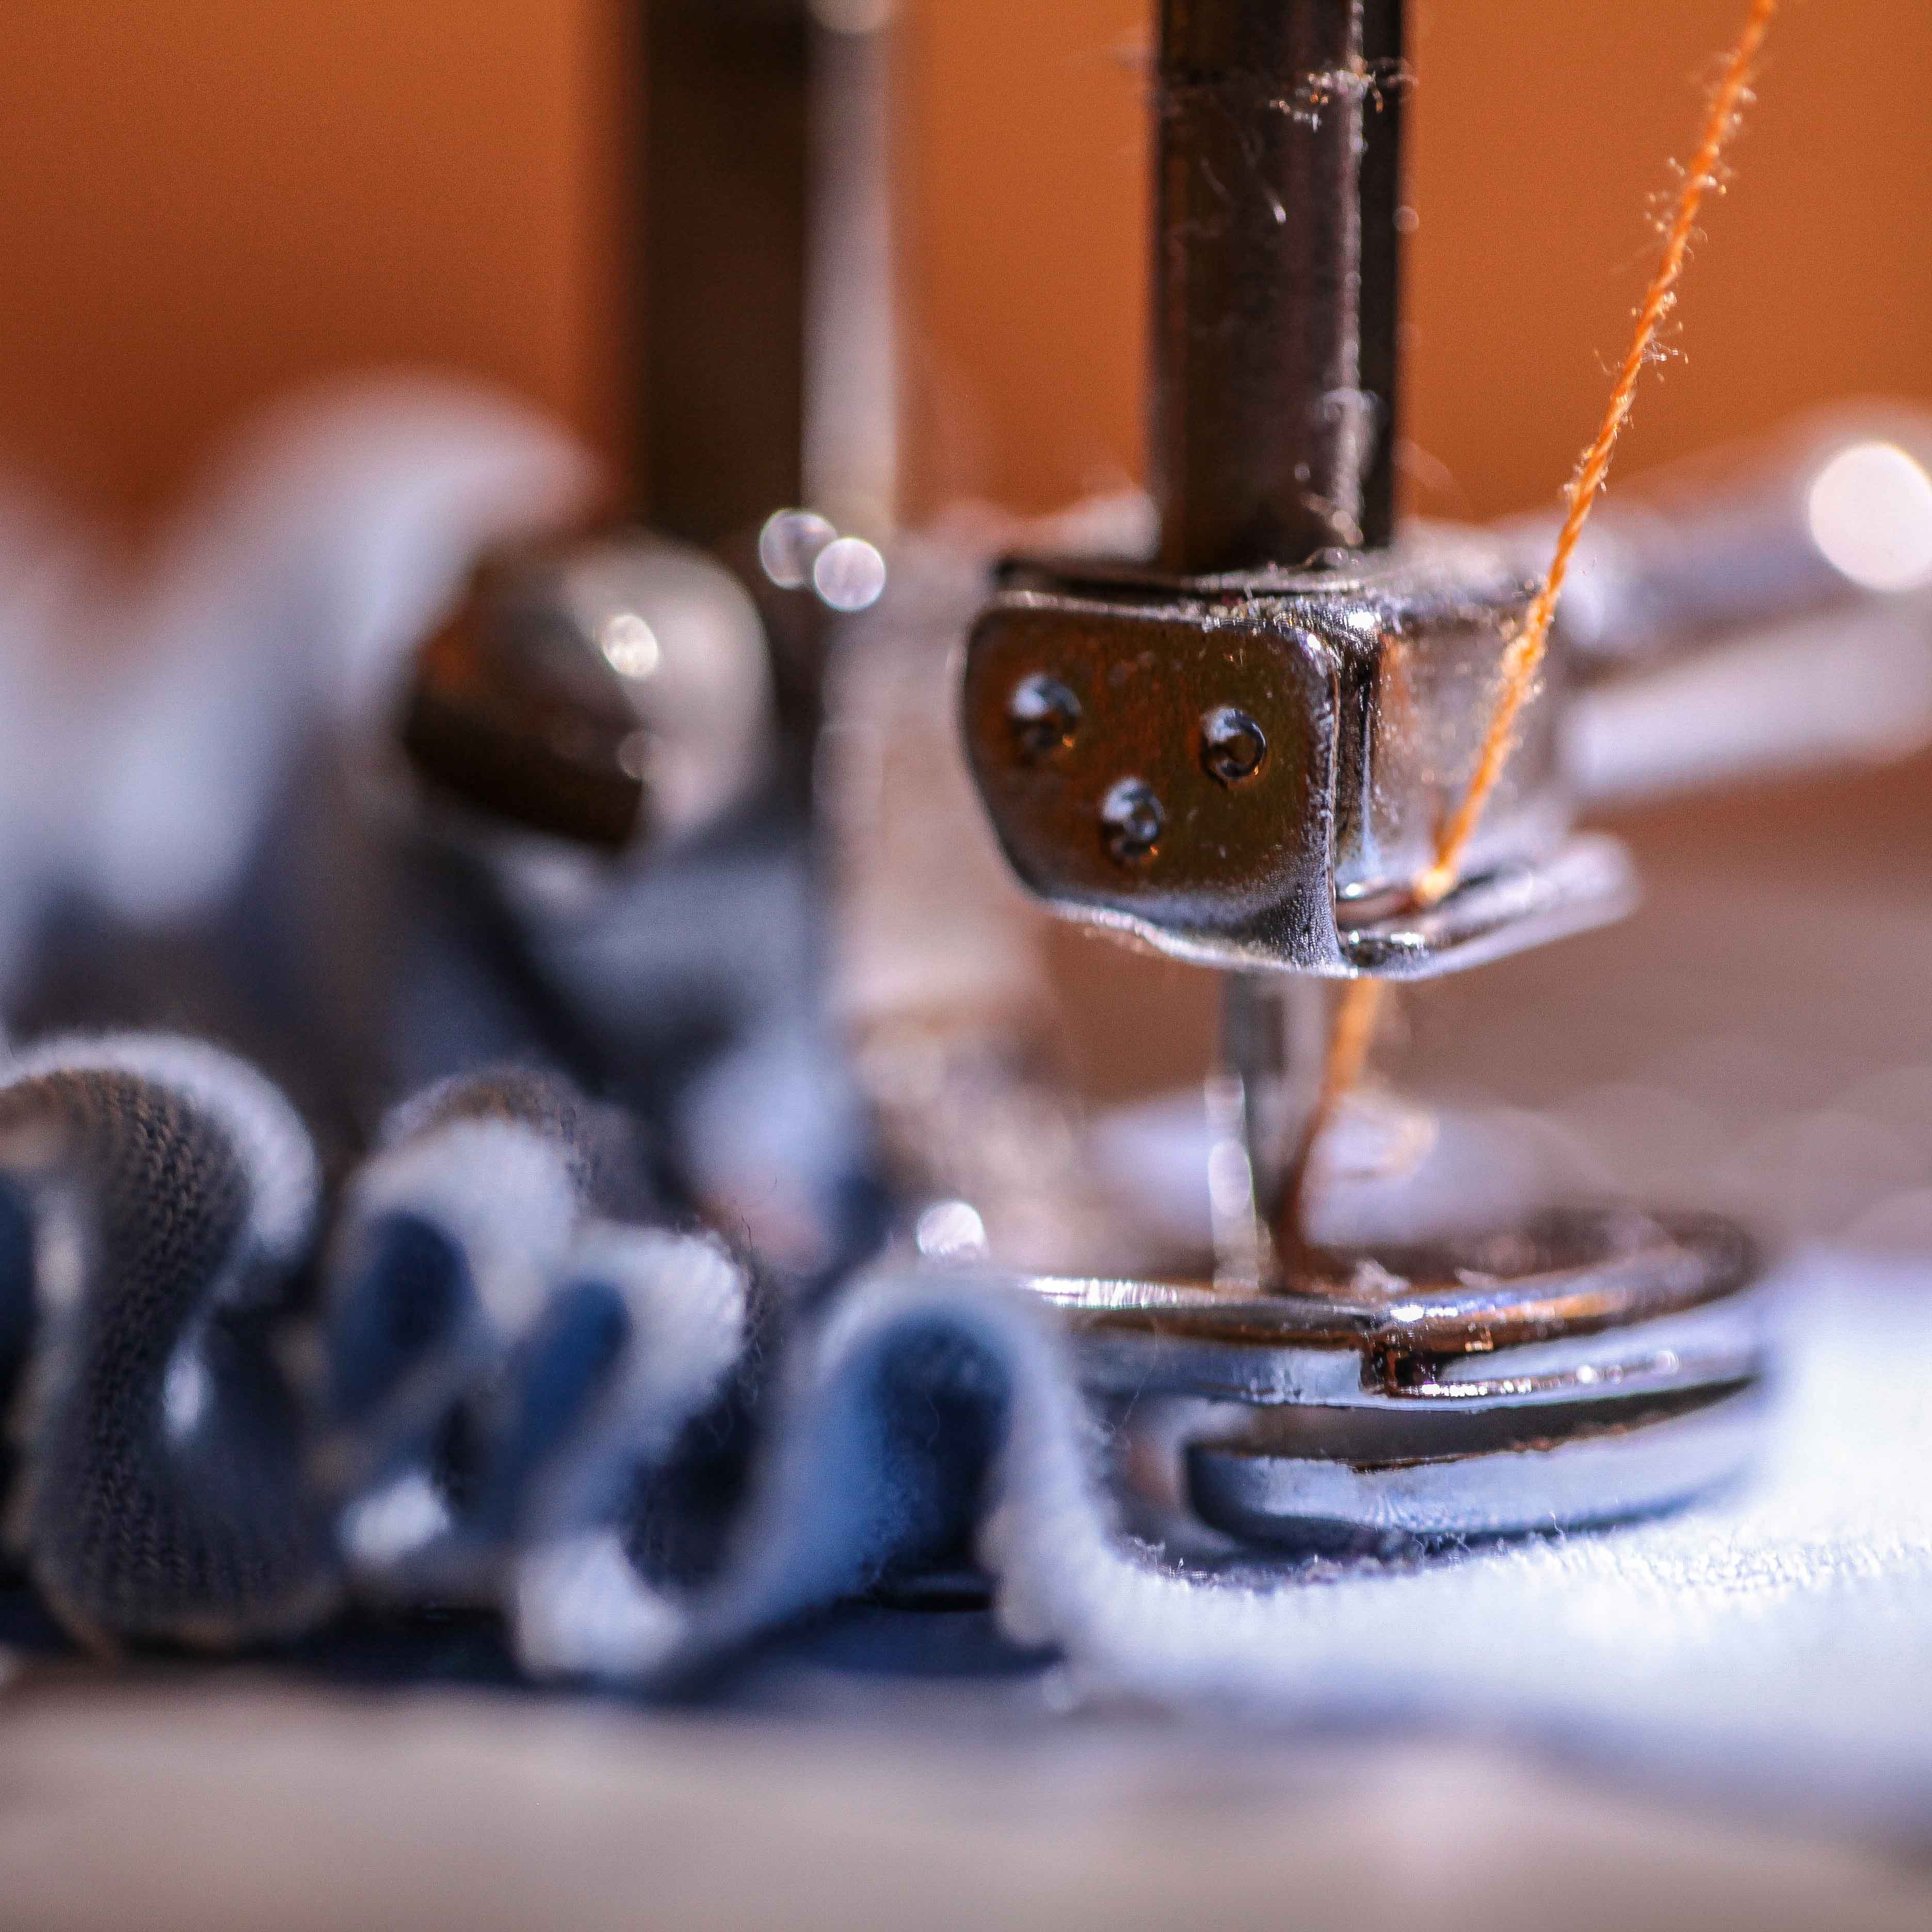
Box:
[1152, 0, 1404, 575]
[632, 0, 899, 549]
[805, 11, 901, 544]
[1150, 0, 1408, 1280]
[634, 1, 812, 546]
[1209, 972, 1333, 1285]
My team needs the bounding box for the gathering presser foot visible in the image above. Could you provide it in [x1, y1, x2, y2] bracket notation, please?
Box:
[954, 0, 1773, 1551]
[1002, 961, 1771, 1551]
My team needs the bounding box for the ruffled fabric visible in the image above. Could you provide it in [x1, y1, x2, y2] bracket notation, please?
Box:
[0, 1030, 1927, 1835]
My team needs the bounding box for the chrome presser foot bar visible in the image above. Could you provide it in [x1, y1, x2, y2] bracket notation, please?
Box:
[960, 0, 1769, 1549]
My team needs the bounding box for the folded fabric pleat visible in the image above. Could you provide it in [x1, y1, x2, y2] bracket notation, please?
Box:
[0, 1034, 335, 1649]
[319, 1064, 758, 1607]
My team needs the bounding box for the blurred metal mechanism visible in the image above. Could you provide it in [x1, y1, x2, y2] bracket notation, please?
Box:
[825, 526, 1152, 1280]
[404, 533, 775, 855]
[963, 0, 1773, 1548]
[1552, 411, 1932, 803]
[408, 0, 902, 843]
[635, 0, 810, 548]
[633, 0, 896, 540]
[379, 0, 914, 1281]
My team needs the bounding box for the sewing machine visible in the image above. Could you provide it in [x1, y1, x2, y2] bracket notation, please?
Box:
[373, 0, 1932, 1556]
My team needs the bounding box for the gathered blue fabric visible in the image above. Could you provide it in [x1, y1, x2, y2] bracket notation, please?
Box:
[0, 1035, 334, 1649]
[0, 1030, 1927, 1839]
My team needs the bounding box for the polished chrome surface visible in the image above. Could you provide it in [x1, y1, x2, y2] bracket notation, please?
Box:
[963, 532, 1625, 978]
[1038, 1209, 1759, 1391]
[401, 529, 776, 855]
[1187, 1379, 1767, 1545]
[1028, 1206, 1768, 1542]
[1526, 409, 1932, 670]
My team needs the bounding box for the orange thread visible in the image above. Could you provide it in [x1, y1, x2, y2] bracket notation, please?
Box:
[1281, 0, 1778, 1261]
[1414, 0, 1779, 909]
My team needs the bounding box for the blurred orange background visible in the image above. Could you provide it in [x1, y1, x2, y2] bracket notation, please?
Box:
[2, 1, 1925, 534]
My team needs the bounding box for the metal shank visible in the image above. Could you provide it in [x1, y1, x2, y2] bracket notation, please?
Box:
[1154, 0, 1404, 573]
[961, 537, 1630, 977]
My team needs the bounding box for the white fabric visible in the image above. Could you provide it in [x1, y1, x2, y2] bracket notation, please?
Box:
[518, 1250, 1932, 1835]
[1000, 1253, 1932, 1835]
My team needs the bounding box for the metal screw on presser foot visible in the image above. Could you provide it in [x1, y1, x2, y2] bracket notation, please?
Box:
[960, 0, 1771, 1551]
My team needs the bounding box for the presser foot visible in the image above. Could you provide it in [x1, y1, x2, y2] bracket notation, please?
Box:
[1025, 1206, 1769, 1549]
